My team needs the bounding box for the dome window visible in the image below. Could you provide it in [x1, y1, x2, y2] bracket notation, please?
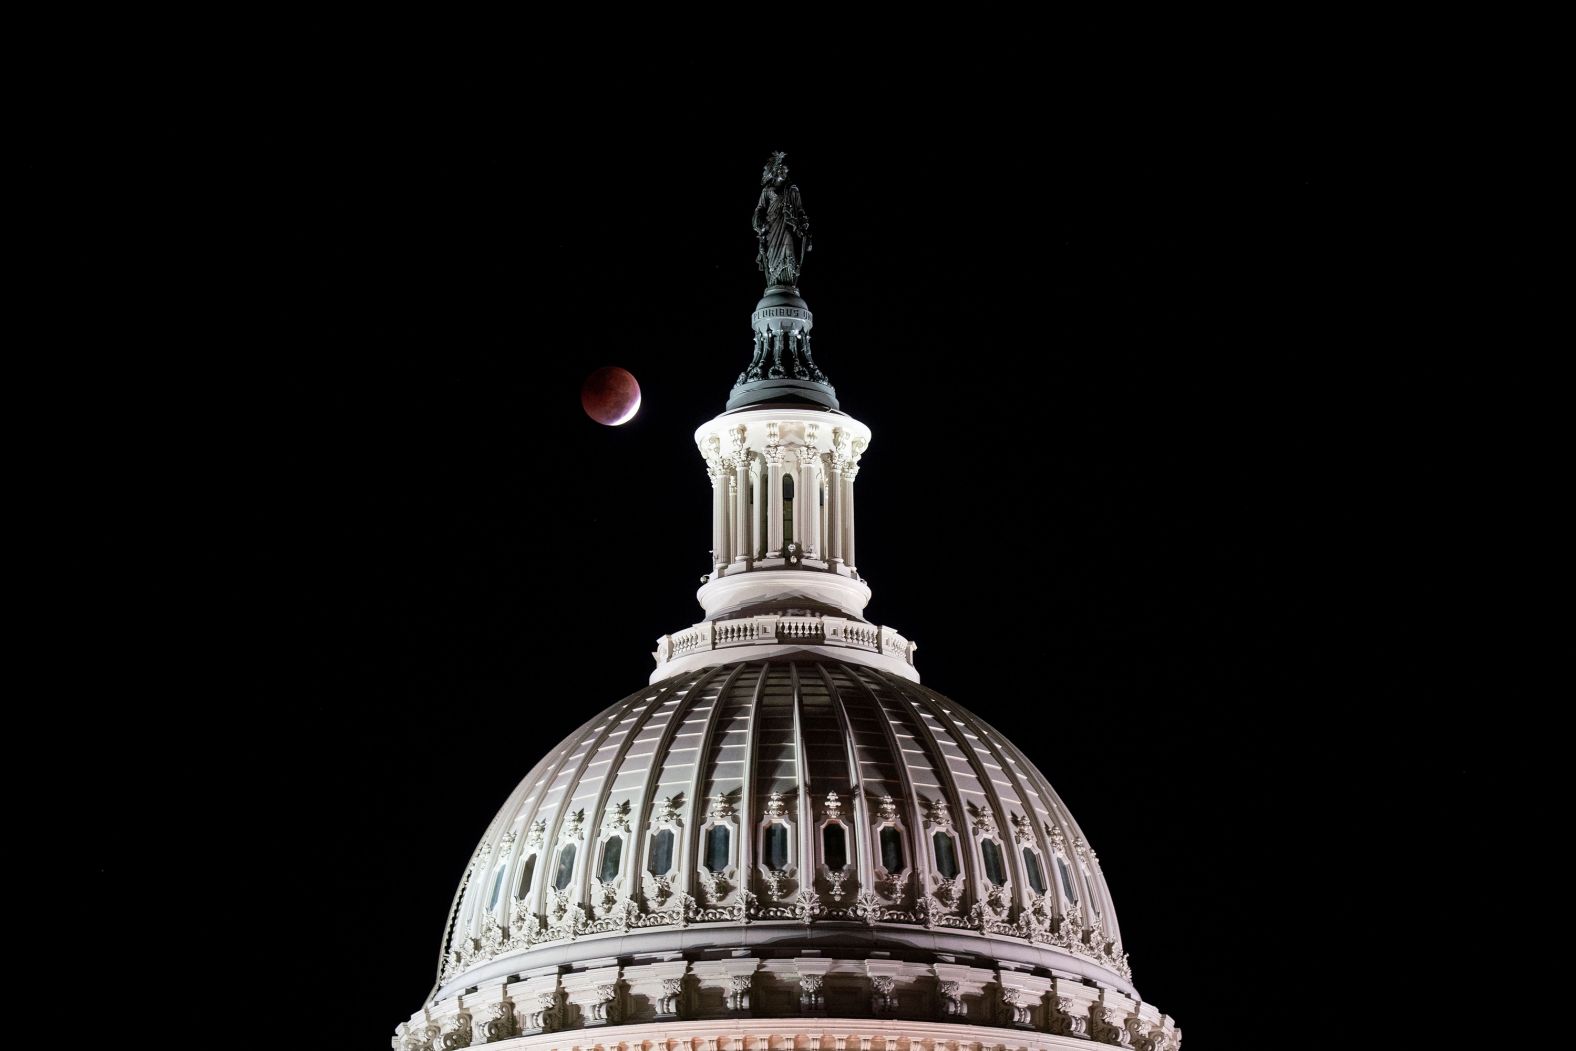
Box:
[1056, 855, 1079, 904]
[932, 830, 960, 879]
[487, 864, 508, 911]
[763, 823, 790, 871]
[705, 825, 731, 872]
[980, 838, 1008, 887]
[1022, 847, 1047, 895]
[598, 836, 623, 882]
[516, 854, 537, 899]
[648, 828, 675, 877]
[879, 826, 905, 874]
[553, 842, 577, 891]
[821, 822, 848, 871]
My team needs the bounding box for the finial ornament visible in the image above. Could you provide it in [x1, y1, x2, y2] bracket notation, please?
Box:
[754, 152, 811, 289]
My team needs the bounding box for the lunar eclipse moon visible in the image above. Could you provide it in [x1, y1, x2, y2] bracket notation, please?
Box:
[581, 366, 641, 426]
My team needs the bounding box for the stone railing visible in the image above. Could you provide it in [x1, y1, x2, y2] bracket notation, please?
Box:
[654, 614, 917, 671]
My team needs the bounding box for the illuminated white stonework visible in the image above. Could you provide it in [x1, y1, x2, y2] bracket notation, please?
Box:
[395, 164, 1180, 1049]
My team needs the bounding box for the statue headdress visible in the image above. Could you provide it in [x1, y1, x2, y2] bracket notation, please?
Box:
[761, 151, 789, 186]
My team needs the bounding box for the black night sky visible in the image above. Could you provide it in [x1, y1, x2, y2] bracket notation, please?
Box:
[108, 86, 1505, 1049]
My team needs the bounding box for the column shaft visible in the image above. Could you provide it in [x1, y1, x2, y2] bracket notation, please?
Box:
[767, 456, 783, 557]
[844, 470, 857, 572]
[713, 470, 729, 573]
[798, 454, 816, 558]
[733, 455, 750, 565]
[828, 459, 844, 566]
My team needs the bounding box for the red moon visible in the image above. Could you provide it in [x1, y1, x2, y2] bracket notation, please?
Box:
[581, 366, 641, 426]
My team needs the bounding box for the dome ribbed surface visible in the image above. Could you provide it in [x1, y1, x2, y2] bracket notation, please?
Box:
[437, 656, 1132, 998]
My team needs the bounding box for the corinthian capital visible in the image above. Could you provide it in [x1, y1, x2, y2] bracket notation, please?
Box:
[830, 426, 851, 463]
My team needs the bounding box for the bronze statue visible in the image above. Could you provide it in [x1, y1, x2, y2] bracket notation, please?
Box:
[753, 152, 811, 288]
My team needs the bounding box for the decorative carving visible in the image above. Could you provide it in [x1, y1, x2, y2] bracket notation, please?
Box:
[923, 797, 952, 831]
[968, 801, 998, 838]
[560, 809, 585, 841]
[753, 151, 811, 288]
[658, 978, 685, 1017]
[937, 980, 964, 1018]
[1044, 822, 1066, 851]
[1093, 1005, 1134, 1047]
[728, 974, 754, 1011]
[798, 973, 824, 1012]
[525, 990, 558, 1032]
[506, 897, 542, 950]
[1050, 996, 1091, 1039]
[1021, 892, 1054, 940]
[830, 427, 851, 466]
[870, 975, 897, 1015]
[399, 1018, 442, 1051]
[852, 888, 883, 925]
[590, 877, 622, 919]
[876, 795, 900, 822]
[760, 867, 790, 901]
[546, 885, 569, 925]
[436, 1012, 473, 1050]
[476, 913, 504, 961]
[481, 1002, 518, 1043]
[1011, 813, 1035, 845]
[874, 865, 909, 901]
[642, 870, 675, 908]
[930, 872, 964, 910]
[498, 829, 518, 849]
[601, 800, 631, 835]
[708, 793, 736, 822]
[827, 869, 849, 901]
[999, 987, 1032, 1027]
[697, 866, 732, 904]
[764, 791, 788, 819]
[822, 791, 844, 822]
[793, 887, 823, 922]
[543, 892, 588, 941]
[1127, 1017, 1165, 1051]
[653, 793, 684, 827]
[526, 818, 546, 849]
[786, 331, 804, 380]
[587, 984, 620, 1025]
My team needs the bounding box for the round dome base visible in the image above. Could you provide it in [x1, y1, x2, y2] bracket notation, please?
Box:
[726, 377, 840, 411]
[398, 1011, 1178, 1051]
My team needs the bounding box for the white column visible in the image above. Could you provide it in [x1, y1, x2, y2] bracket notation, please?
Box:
[843, 464, 857, 573]
[755, 459, 766, 558]
[734, 461, 750, 566]
[712, 459, 729, 574]
[827, 457, 844, 566]
[797, 443, 817, 558]
[730, 427, 749, 567]
[726, 473, 737, 567]
[767, 453, 783, 557]
[819, 461, 830, 561]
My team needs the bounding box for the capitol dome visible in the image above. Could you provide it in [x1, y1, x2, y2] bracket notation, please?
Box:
[395, 155, 1179, 1051]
